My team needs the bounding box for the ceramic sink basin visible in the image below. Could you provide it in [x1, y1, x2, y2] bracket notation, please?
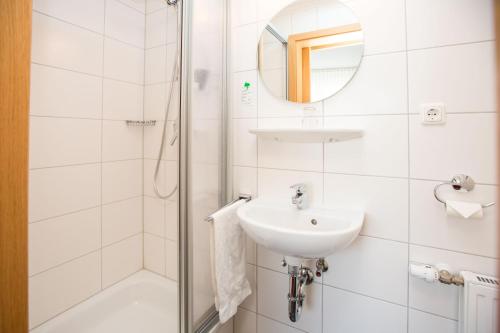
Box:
[237, 198, 364, 259]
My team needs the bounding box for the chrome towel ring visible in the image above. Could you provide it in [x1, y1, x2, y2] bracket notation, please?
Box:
[433, 174, 495, 208]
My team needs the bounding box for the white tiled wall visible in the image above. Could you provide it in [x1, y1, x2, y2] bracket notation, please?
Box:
[142, 0, 179, 283]
[29, 0, 146, 329]
[230, 0, 497, 332]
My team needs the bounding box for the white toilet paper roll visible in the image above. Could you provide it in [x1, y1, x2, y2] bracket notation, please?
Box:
[446, 200, 483, 219]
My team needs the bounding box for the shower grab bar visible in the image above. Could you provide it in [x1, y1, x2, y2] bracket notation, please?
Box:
[205, 194, 252, 223]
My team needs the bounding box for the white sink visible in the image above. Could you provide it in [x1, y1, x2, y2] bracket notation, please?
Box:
[237, 198, 364, 259]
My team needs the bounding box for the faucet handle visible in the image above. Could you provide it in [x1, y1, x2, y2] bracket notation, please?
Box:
[290, 183, 306, 193]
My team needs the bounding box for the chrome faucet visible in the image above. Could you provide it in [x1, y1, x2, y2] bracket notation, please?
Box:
[290, 183, 307, 209]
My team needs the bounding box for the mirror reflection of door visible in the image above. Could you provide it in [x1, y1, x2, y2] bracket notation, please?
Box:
[288, 24, 362, 103]
[257, 0, 364, 104]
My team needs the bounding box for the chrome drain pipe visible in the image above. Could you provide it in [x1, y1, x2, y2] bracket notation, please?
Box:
[287, 265, 313, 322]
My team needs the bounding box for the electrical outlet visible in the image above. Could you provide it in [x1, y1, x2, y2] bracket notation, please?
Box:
[421, 103, 446, 124]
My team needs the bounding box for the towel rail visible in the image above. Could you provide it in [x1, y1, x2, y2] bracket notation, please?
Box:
[205, 194, 252, 223]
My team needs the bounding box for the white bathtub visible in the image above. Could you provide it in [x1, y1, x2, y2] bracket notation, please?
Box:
[31, 270, 179, 333]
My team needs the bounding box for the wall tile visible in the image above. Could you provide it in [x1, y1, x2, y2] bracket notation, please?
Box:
[235, 308, 256, 333]
[246, 236, 257, 266]
[144, 83, 167, 120]
[232, 24, 259, 72]
[410, 244, 498, 277]
[257, 268, 322, 333]
[144, 120, 179, 161]
[143, 120, 162, 160]
[233, 118, 258, 167]
[240, 264, 257, 312]
[144, 233, 166, 275]
[233, 166, 258, 198]
[146, 8, 167, 48]
[29, 164, 101, 222]
[409, 113, 497, 184]
[102, 120, 143, 161]
[409, 277, 458, 320]
[408, 309, 458, 333]
[146, 0, 166, 14]
[232, 71, 258, 119]
[257, 168, 324, 205]
[165, 239, 178, 280]
[33, 0, 105, 33]
[166, 43, 177, 81]
[105, 0, 145, 47]
[406, 0, 494, 50]
[119, 0, 146, 13]
[144, 196, 166, 237]
[408, 42, 496, 114]
[103, 79, 144, 121]
[256, 0, 294, 21]
[30, 64, 102, 119]
[102, 197, 143, 246]
[102, 234, 143, 288]
[324, 52, 407, 116]
[166, 7, 178, 44]
[323, 286, 408, 333]
[144, 159, 165, 197]
[346, 0, 406, 54]
[324, 115, 408, 178]
[145, 46, 167, 84]
[324, 173, 408, 242]
[231, 0, 258, 27]
[257, 315, 302, 333]
[410, 180, 497, 257]
[29, 0, 147, 323]
[258, 78, 323, 118]
[29, 208, 100, 276]
[409, 244, 498, 320]
[165, 200, 178, 240]
[102, 160, 143, 204]
[231, 1, 497, 332]
[219, 320, 235, 333]
[104, 37, 144, 84]
[257, 118, 323, 172]
[324, 236, 408, 305]
[29, 117, 101, 168]
[257, 246, 288, 274]
[29, 252, 101, 328]
[32, 12, 103, 75]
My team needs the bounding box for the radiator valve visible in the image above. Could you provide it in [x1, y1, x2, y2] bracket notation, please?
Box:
[410, 263, 464, 286]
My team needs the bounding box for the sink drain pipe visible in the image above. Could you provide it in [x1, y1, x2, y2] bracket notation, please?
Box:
[288, 265, 314, 322]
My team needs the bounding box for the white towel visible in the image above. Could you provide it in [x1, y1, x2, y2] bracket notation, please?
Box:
[209, 199, 251, 323]
[446, 200, 483, 219]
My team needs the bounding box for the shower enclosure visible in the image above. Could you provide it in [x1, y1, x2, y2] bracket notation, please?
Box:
[27, 0, 230, 332]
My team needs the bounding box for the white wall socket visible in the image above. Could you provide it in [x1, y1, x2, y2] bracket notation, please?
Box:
[421, 103, 446, 124]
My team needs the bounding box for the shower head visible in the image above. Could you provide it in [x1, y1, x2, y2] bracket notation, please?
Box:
[165, 0, 179, 5]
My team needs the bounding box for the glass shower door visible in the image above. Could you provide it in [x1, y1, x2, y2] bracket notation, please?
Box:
[179, 0, 229, 331]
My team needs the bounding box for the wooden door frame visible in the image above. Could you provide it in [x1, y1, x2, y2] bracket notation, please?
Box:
[287, 23, 362, 103]
[0, 1, 32, 332]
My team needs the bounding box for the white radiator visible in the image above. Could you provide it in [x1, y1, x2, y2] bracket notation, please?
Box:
[459, 271, 499, 333]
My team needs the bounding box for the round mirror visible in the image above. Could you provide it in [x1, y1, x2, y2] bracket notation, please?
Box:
[258, 0, 364, 104]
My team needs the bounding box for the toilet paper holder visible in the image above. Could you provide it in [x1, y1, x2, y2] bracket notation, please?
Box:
[433, 174, 495, 208]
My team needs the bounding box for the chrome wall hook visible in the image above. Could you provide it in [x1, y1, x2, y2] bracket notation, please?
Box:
[433, 174, 495, 208]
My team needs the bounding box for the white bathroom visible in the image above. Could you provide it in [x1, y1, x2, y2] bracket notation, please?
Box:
[0, 0, 498, 332]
